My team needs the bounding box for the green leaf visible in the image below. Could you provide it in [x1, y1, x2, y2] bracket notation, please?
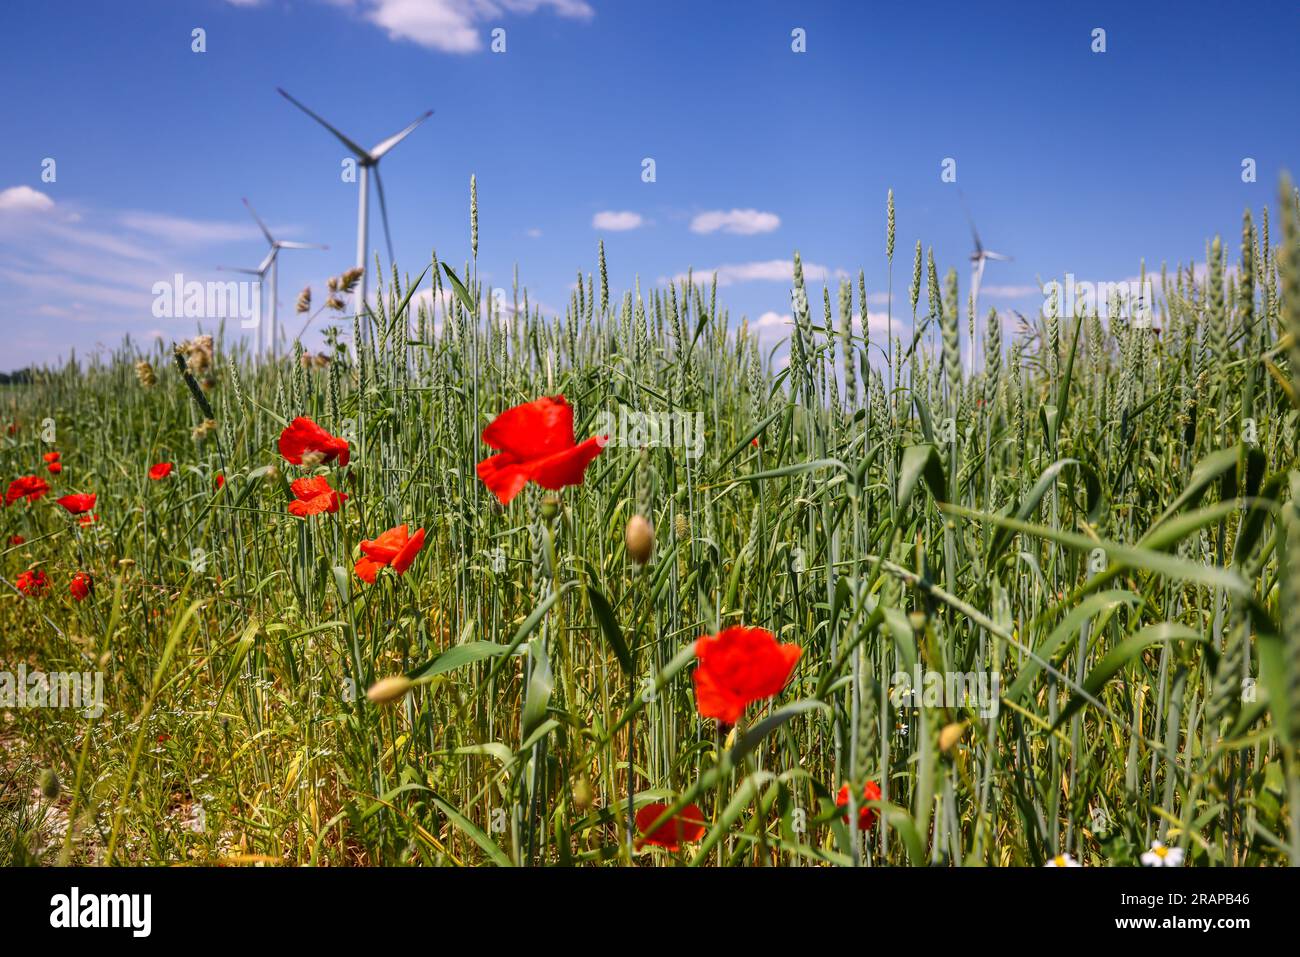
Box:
[1052, 622, 1206, 730]
[407, 641, 512, 681]
[521, 638, 553, 740]
[729, 699, 828, 765]
[426, 792, 513, 867]
[441, 262, 478, 316]
[988, 458, 1106, 564]
[585, 581, 633, 676]
[897, 444, 946, 514]
[1004, 590, 1140, 705]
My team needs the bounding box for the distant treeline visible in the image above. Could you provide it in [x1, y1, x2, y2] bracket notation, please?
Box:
[0, 369, 36, 385]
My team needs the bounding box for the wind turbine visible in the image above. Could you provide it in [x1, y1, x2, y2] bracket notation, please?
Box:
[277, 88, 432, 328]
[963, 198, 1011, 374]
[240, 197, 328, 358]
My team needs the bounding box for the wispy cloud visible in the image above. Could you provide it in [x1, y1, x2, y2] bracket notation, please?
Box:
[592, 210, 644, 231]
[0, 186, 311, 364]
[689, 208, 780, 236]
[119, 212, 269, 246]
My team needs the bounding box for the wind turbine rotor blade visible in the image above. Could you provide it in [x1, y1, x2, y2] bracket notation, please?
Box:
[257, 248, 278, 274]
[217, 266, 263, 275]
[971, 257, 986, 308]
[985, 251, 1012, 262]
[276, 241, 329, 250]
[242, 197, 275, 245]
[373, 165, 395, 265]
[369, 110, 433, 160]
[957, 190, 983, 253]
[277, 87, 372, 160]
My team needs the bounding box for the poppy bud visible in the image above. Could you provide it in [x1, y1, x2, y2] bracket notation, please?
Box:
[40, 768, 60, 800]
[366, 675, 413, 705]
[540, 495, 560, 521]
[939, 721, 966, 752]
[572, 776, 595, 811]
[625, 514, 654, 564]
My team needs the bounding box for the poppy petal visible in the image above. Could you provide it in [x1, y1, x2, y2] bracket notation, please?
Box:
[391, 527, 425, 575]
[354, 557, 383, 584]
[360, 524, 408, 563]
[279, 417, 350, 466]
[529, 434, 606, 491]
[481, 395, 576, 460]
[634, 802, 707, 851]
[692, 665, 746, 725]
[476, 453, 532, 505]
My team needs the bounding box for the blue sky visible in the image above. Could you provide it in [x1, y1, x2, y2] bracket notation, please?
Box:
[2, 0, 1297, 368]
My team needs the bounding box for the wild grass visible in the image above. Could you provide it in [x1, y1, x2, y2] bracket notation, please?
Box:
[2, 179, 1299, 867]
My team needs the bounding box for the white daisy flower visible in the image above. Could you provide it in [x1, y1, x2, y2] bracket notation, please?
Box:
[1044, 852, 1081, 867]
[1140, 840, 1185, 867]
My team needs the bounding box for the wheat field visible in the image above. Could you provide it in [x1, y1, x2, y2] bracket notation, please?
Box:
[3, 180, 1300, 868]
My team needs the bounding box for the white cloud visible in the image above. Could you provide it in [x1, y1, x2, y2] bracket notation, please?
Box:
[979, 284, 1038, 298]
[0, 185, 54, 213]
[526, 227, 543, 238]
[592, 210, 644, 231]
[690, 208, 780, 236]
[666, 259, 842, 288]
[352, 0, 594, 54]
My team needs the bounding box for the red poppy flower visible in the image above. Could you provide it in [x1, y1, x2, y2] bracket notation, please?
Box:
[692, 625, 802, 725]
[69, 571, 93, 601]
[278, 417, 350, 467]
[16, 569, 48, 597]
[214, 474, 225, 490]
[354, 524, 425, 583]
[43, 451, 60, 463]
[148, 462, 174, 481]
[47, 461, 62, 474]
[751, 437, 760, 447]
[634, 802, 707, 851]
[5, 475, 50, 505]
[836, 780, 883, 832]
[78, 513, 99, 527]
[476, 395, 606, 505]
[8, 535, 24, 545]
[56, 493, 96, 515]
[287, 476, 347, 516]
